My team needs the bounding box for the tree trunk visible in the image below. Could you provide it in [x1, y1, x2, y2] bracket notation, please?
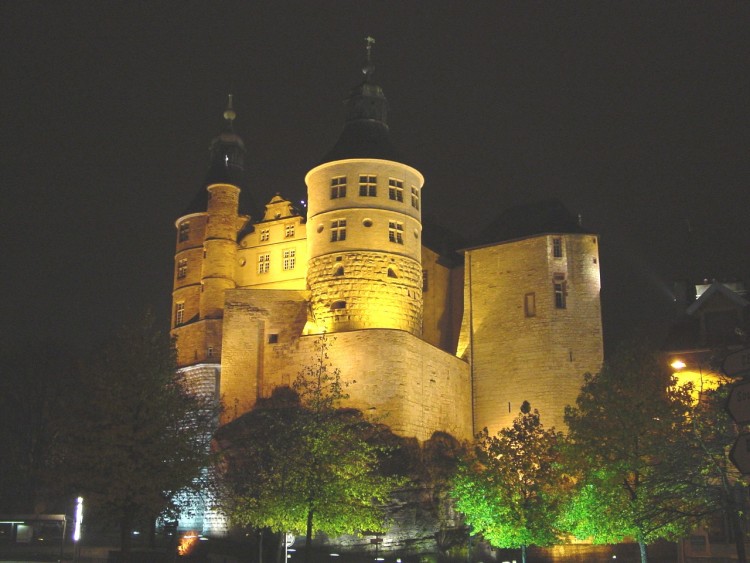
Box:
[730, 506, 748, 563]
[638, 539, 648, 563]
[276, 532, 285, 563]
[304, 508, 314, 563]
[521, 544, 527, 563]
[258, 528, 263, 563]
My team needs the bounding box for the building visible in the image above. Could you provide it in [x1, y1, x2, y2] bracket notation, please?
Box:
[170, 48, 604, 446]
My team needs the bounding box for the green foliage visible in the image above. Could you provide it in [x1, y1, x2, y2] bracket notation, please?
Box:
[453, 403, 569, 553]
[562, 342, 705, 551]
[216, 336, 405, 540]
[58, 312, 216, 544]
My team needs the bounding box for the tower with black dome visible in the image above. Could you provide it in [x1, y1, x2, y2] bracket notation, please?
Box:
[305, 38, 425, 335]
[171, 96, 249, 372]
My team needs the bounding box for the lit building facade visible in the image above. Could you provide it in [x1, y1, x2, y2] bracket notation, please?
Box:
[171, 52, 604, 446]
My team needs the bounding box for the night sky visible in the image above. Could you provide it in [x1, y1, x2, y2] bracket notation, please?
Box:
[2, 2, 749, 354]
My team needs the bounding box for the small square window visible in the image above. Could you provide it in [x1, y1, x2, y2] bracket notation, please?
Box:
[283, 249, 296, 270]
[359, 175, 377, 197]
[268, 334, 279, 344]
[285, 224, 295, 238]
[388, 179, 404, 202]
[388, 221, 404, 244]
[331, 219, 347, 242]
[178, 222, 190, 242]
[260, 229, 270, 242]
[258, 253, 270, 274]
[331, 176, 347, 199]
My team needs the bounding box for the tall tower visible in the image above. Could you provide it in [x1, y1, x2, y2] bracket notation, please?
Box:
[171, 96, 249, 380]
[305, 38, 425, 335]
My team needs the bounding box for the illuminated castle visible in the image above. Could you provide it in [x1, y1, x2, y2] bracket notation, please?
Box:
[170, 46, 604, 442]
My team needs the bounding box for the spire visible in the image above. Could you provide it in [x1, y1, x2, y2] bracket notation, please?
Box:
[223, 93, 237, 131]
[320, 37, 405, 164]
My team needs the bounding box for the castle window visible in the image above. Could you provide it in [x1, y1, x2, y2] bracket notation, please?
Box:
[411, 186, 420, 209]
[388, 268, 398, 278]
[175, 302, 185, 326]
[258, 253, 270, 274]
[422, 270, 429, 291]
[388, 178, 404, 202]
[177, 259, 187, 279]
[334, 266, 344, 276]
[331, 219, 347, 242]
[178, 222, 190, 242]
[553, 275, 567, 309]
[285, 224, 295, 238]
[207, 346, 214, 358]
[553, 237, 563, 258]
[330, 176, 347, 199]
[283, 249, 296, 270]
[359, 175, 377, 196]
[524, 292, 536, 317]
[388, 221, 404, 244]
[331, 300, 347, 310]
[260, 228, 270, 242]
[268, 334, 279, 344]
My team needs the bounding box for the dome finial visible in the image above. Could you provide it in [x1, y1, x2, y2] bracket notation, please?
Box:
[223, 93, 237, 130]
[362, 36, 376, 81]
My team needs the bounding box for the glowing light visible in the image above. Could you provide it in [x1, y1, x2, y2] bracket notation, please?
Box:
[73, 497, 83, 542]
[671, 359, 686, 370]
[177, 531, 200, 556]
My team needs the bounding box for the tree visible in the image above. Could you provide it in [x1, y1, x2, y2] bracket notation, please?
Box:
[216, 336, 405, 563]
[0, 341, 78, 512]
[452, 402, 570, 563]
[59, 312, 215, 561]
[562, 343, 705, 563]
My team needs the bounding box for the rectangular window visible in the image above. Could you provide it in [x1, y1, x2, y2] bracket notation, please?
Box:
[422, 270, 429, 292]
[178, 222, 190, 242]
[260, 228, 270, 242]
[177, 258, 187, 279]
[389, 221, 404, 244]
[283, 249, 296, 270]
[175, 302, 185, 326]
[553, 237, 563, 258]
[257, 253, 270, 274]
[411, 186, 420, 209]
[553, 275, 567, 309]
[388, 178, 404, 201]
[359, 174, 377, 196]
[207, 346, 214, 358]
[524, 292, 536, 317]
[331, 219, 347, 242]
[285, 224, 295, 238]
[330, 176, 347, 199]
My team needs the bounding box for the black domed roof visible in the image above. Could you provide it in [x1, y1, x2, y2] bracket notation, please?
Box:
[320, 39, 409, 166]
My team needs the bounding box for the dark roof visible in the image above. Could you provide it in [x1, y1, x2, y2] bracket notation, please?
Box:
[469, 198, 591, 248]
[319, 66, 410, 165]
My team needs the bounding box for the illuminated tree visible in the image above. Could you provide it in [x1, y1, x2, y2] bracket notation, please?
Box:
[59, 312, 215, 561]
[562, 343, 704, 563]
[452, 402, 569, 563]
[216, 336, 405, 563]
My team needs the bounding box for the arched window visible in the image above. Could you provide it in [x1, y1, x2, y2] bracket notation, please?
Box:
[387, 268, 398, 278]
[334, 266, 344, 276]
[330, 301, 347, 311]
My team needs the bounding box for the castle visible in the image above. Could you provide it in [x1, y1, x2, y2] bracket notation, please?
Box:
[170, 47, 604, 443]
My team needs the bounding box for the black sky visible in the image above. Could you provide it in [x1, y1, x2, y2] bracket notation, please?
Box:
[1, 1, 749, 354]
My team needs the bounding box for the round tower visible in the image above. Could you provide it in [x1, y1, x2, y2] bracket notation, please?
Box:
[172, 96, 249, 367]
[305, 38, 425, 335]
